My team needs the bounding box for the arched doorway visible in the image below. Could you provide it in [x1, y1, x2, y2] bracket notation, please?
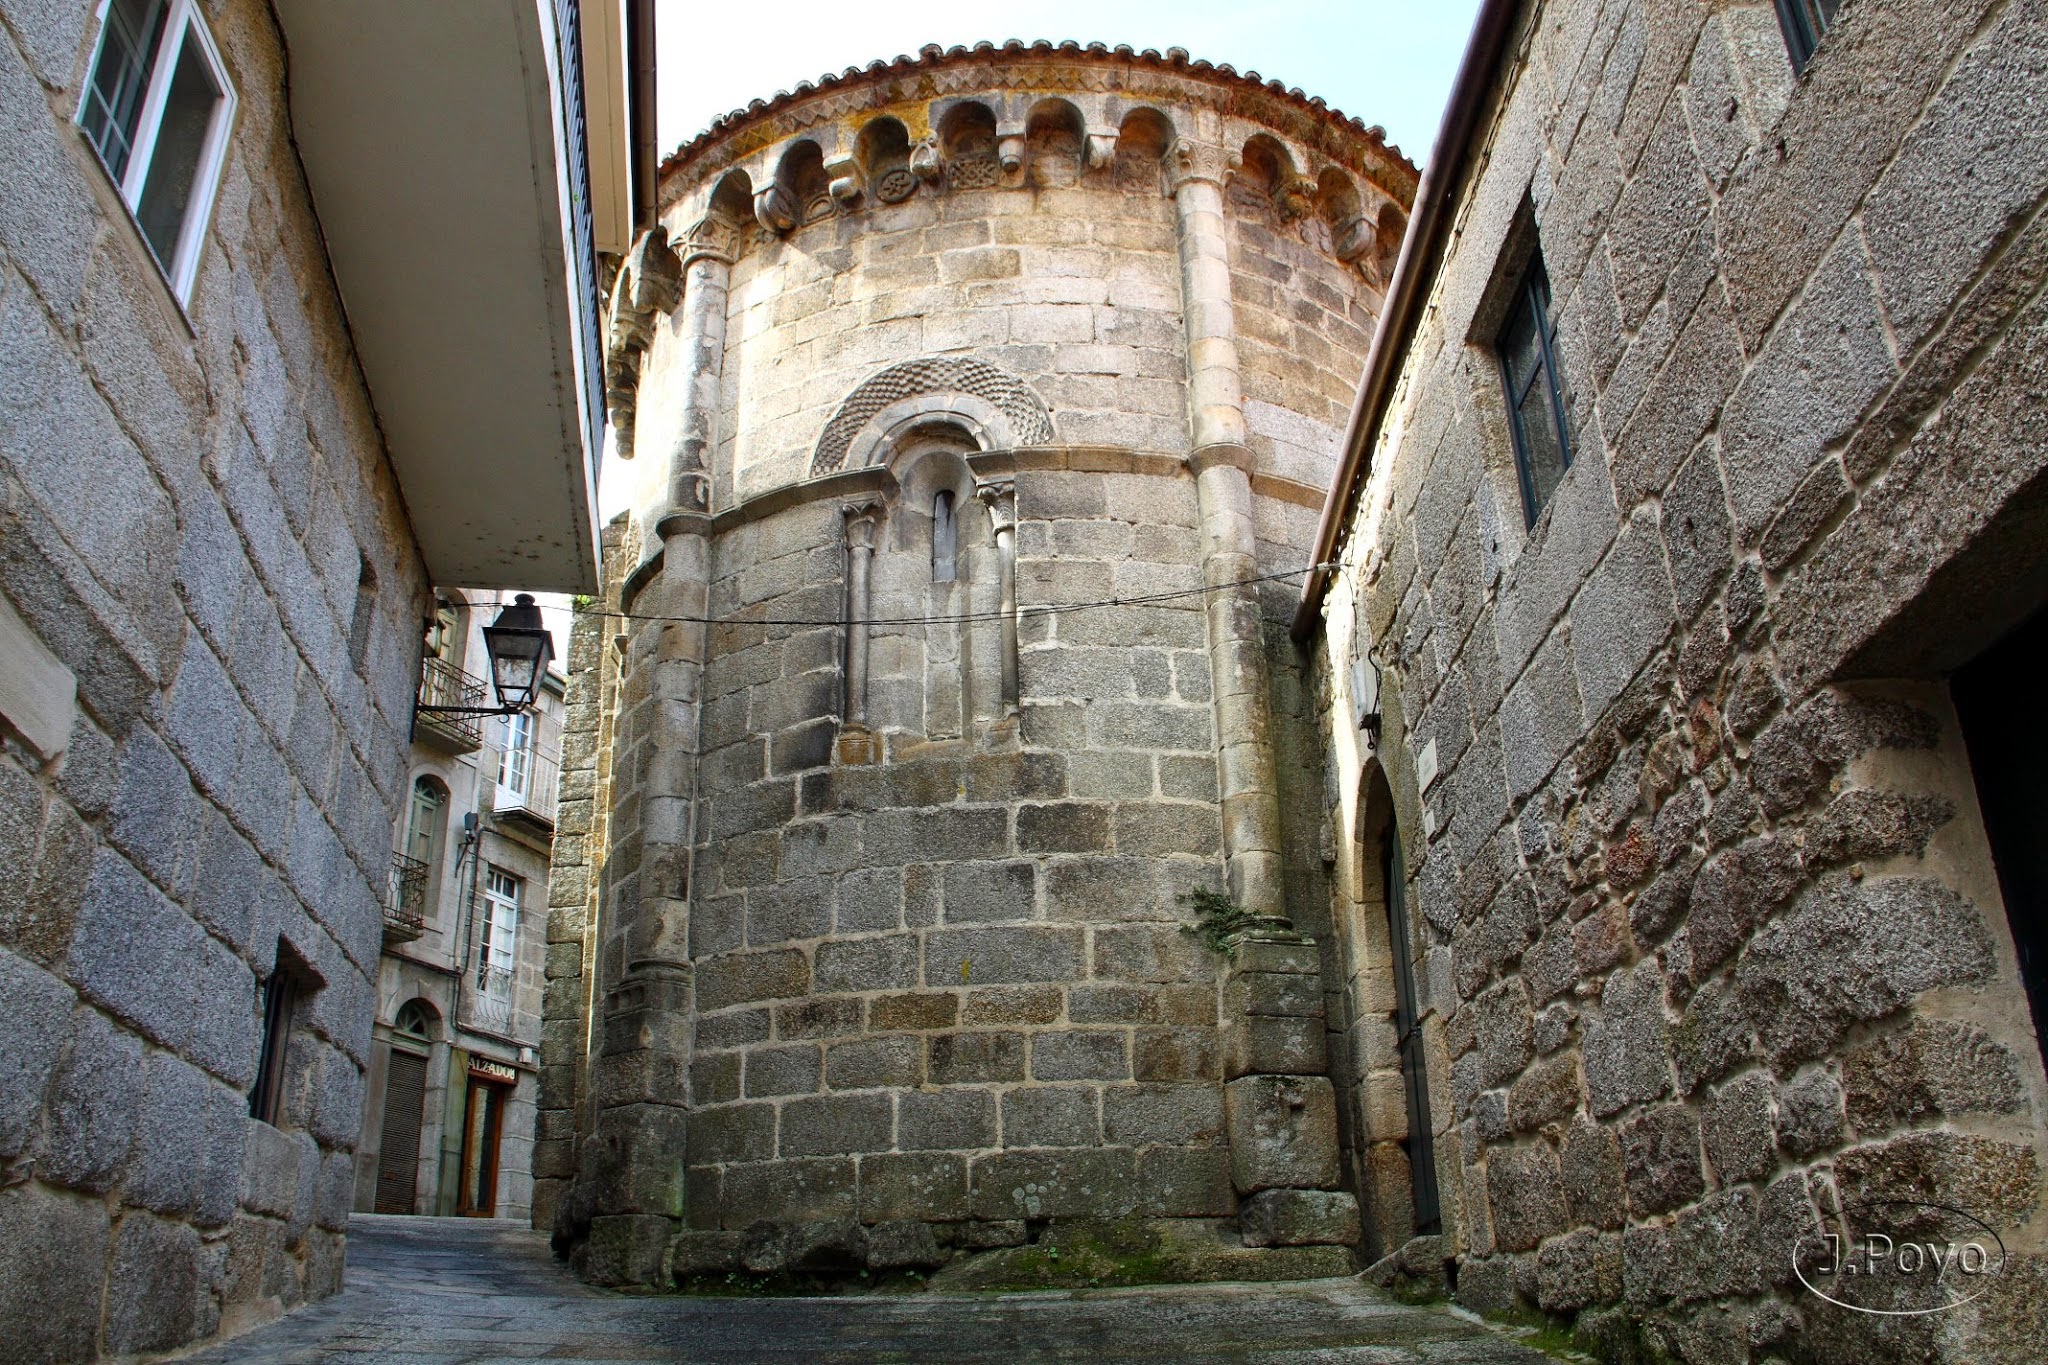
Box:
[1342, 765, 1440, 1257]
[374, 998, 439, 1213]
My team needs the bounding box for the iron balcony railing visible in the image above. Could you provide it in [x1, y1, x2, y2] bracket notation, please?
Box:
[415, 656, 487, 752]
[467, 967, 516, 1032]
[385, 853, 428, 943]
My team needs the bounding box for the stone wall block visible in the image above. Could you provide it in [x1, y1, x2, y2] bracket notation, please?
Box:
[858, 1152, 969, 1223]
[1224, 1075, 1342, 1192]
[1222, 1012, 1327, 1079]
[968, 1148, 1139, 1220]
[1240, 1188, 1361, 1247]
[1619, 1102, 1704, 1218]
[1486, 1141, 1568, 1254]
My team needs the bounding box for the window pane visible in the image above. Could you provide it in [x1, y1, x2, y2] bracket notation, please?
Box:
[80, 0, 168, 181]
[136, 30, 222, 272]
[1499, 295, 1542, 393]
[1516, 384, 1570, 515]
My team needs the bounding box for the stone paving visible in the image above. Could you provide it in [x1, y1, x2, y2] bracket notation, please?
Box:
[185, 1215, 1554, 1363]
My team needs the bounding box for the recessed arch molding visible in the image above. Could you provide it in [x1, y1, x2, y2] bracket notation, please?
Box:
[810, 357, 1056, 476]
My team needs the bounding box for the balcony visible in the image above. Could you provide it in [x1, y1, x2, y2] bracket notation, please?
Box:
[490, 714, 561, 835]
[414, 657, 487, 754]
[266, 0, 651, 591]
[385, 854, 429, 944]
[466, 969, 517, 1034]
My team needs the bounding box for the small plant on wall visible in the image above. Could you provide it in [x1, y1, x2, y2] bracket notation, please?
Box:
[1177, 887, 1265, 958]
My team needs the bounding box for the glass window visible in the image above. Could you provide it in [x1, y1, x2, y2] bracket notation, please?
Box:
[498, 711, 532, 796]
[1495, 257, 1573, 527]
[480, 867, 519, 994]
[76, 0, 236, 302]
[405, 778, 445, 866]
[78, 0, 168, 181]
[1776, 0, 1844, 72]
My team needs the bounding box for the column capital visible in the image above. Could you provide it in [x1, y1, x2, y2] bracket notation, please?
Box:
[678, 215, 740, 268]
[842, 500, 883, 548]
[974, 477, 1017, 532]
[1166, 138, 1240, 193]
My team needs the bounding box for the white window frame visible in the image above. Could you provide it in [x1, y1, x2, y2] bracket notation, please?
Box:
[497, 709, 533, 798]
[479, 866, 519, 995]
[76, 0, 237, 304]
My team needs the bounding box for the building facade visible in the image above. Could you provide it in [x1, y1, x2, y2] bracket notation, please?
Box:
[0, 0, 644, 1356]
[543, 43, 1418, 1283]
[1301, 1, 2048, 1362]
[351, 593, 568, 1225]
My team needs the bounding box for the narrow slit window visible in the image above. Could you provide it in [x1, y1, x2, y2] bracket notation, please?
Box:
[932, 490, 957, 582]
[249, 954, 301, 1126]
[1495, 256, 1572, 527]
[349, 557, 377, 671]
[76, 0, 236, 303]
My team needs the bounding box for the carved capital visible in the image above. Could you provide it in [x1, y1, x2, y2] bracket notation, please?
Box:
[1166, 138, 1238, 193]
[1084, 130, 1118, 173]
[842, 501, 883, 549]
[678, 215, 740, 267]
[975, 477, 1017, 533]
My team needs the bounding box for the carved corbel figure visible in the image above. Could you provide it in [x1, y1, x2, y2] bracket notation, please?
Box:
[1276, 175, 1317, 223]
[997, 132, 1027, 176]
[753, 182, 798, 234]
[1083, 130, 1118, 174]
[825, 154, 863, 208]
[1333, 209, 1376, 267]
[910, 133, 944, 184]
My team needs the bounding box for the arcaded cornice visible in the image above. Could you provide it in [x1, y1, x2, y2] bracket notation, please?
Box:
[657, 39, 1420, 207]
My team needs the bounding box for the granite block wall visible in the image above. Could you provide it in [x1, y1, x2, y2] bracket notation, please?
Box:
[0, 0, 426, 1355]
[1312, 2, 2048, 1360]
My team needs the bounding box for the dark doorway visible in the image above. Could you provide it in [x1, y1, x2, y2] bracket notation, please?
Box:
[374, 1049, 427, 1214]
[1382, 828, 1441, 1235]
[457, 1074, 509, 1217]
[1952, 605, 2048, 1064]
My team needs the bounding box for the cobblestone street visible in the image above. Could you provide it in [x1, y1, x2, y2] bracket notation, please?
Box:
[186, 1217, 1552, 1363]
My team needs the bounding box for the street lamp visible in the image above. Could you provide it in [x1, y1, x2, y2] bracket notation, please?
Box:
[415, 594, 556, 718]
[479, 594, 554, 711]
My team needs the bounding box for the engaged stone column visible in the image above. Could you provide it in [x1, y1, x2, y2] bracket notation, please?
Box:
[664, 215, 739, 519]
[581, 216, 739, 1287]
[977, 478, 1020, 711]
[837, 502, 883, 763]
[1169, 137, 1288, 919]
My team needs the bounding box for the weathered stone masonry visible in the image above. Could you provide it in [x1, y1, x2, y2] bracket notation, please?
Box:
[1305, 2, 2048, 1362]
[0, 0, 428, 1355]
[541, 42, 1421, 1283]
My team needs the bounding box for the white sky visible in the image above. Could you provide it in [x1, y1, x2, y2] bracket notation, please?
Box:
[653, 0, 1484, 169]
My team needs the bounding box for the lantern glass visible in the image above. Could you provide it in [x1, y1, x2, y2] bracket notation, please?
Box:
[481, 594, 553, 711]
